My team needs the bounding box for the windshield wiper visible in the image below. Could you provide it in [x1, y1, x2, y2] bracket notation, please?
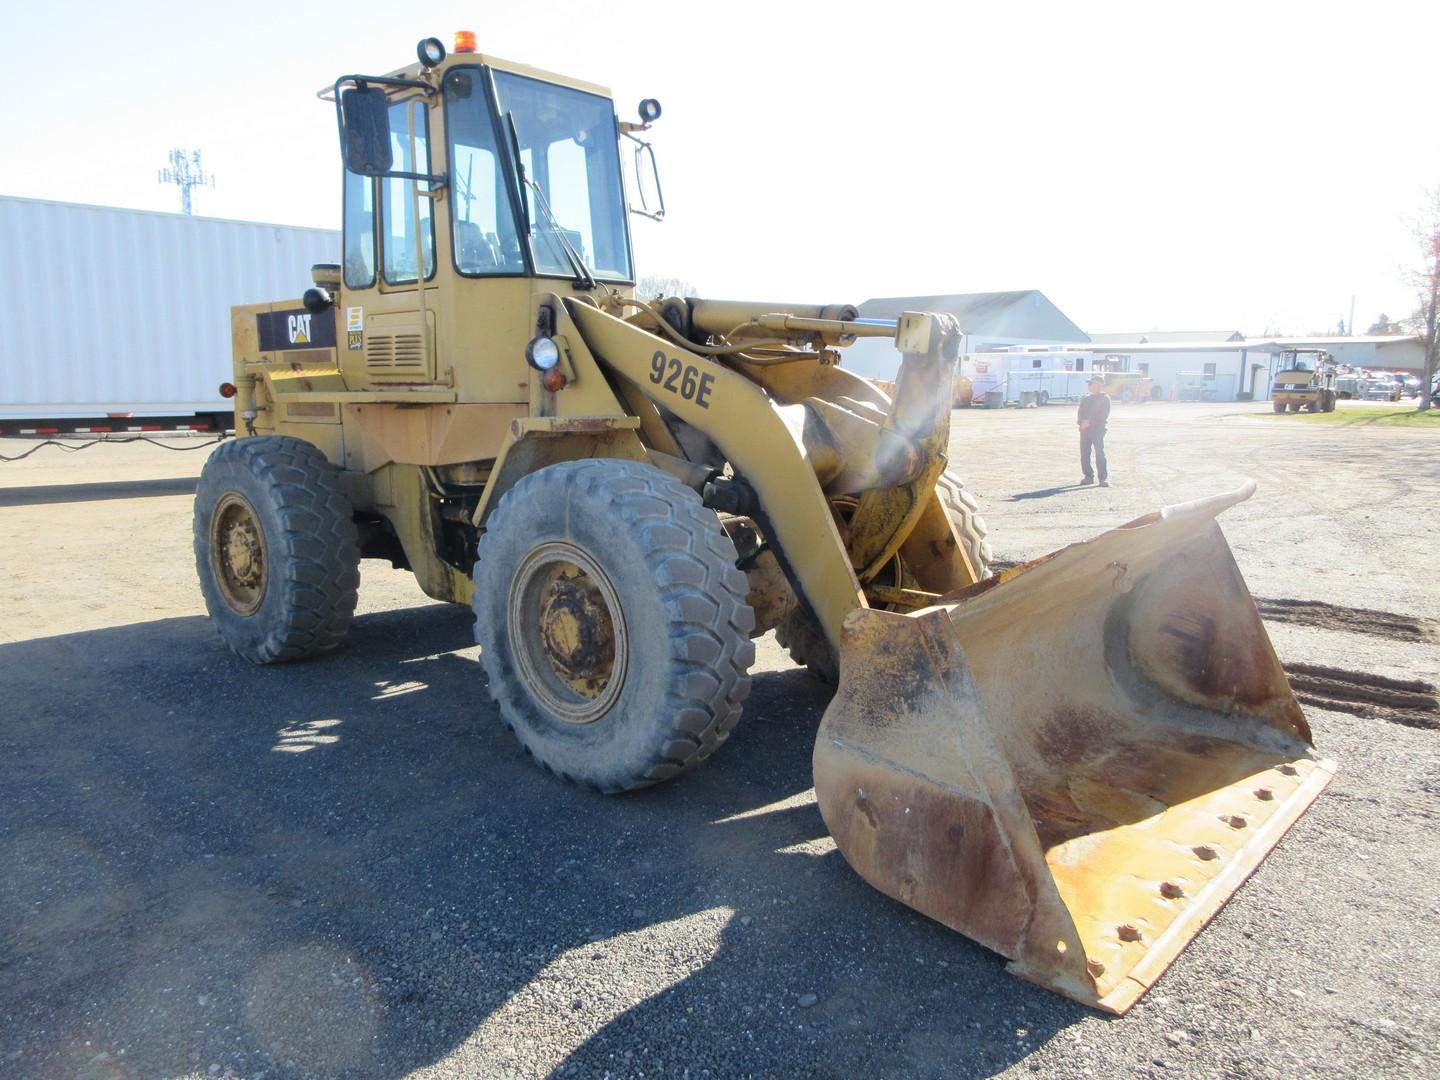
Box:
[504, 111, 596, 290]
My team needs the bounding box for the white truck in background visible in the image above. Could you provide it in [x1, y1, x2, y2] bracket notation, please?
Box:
[0, 196, 337, 435]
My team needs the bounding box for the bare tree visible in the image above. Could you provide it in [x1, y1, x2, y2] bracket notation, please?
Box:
[1367, 313, 1405, 335]
[637, 273, 699, 299]
[1407, 188, 1440, 411]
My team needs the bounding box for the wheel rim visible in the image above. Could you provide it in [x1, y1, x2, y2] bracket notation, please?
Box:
[508, 541, 628, 725]
[210, 493, 268, 615]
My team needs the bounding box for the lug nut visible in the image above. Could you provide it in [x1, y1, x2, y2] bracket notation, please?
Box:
[1160, 881, 1185, 899]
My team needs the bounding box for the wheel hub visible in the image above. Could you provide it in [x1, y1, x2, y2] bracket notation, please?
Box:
[509, 543, 628, 724]
[211, 494, 267, 615]
[538, 569, 616, 690]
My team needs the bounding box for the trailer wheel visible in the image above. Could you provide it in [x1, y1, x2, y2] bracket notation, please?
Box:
[473, 459, 755, 792]
[194, 436, 360, 664]
[778, 468, 991, 684]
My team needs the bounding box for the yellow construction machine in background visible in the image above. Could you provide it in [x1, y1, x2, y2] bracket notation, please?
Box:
[194, 33, 1333, 1013]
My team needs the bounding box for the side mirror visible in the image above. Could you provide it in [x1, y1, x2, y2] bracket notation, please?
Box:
[340, 86, 393, 175]
[630, 138, 666, 221]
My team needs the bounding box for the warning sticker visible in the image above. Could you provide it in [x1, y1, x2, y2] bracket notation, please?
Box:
[346, 307, 364, 332]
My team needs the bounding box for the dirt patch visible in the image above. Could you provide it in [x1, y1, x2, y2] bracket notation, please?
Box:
[1256, 597, 1440, 644]
[1285, 662, 1439, 731]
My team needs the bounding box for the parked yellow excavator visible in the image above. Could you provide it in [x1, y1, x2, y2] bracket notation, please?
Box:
[195, 33, 1333, 1013]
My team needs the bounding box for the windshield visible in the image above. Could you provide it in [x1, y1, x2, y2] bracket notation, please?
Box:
[494, 71, 633, 282]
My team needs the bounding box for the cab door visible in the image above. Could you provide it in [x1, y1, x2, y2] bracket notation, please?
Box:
[340, 97, 442, 388]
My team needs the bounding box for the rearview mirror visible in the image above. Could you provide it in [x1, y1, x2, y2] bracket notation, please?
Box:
[626, 135, 665, 221]
[340, 86, 393, 175]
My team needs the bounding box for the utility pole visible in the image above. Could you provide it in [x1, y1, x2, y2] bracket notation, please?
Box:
[157, 149, 215, 215]
[1348, 295, 1355, 338]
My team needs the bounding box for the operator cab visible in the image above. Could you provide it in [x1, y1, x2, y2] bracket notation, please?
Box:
[325, 33, 663, 396]
[334, 35, 661, 293]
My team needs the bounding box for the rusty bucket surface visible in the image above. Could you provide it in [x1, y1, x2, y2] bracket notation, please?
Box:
[814, 482, 1335, 1014]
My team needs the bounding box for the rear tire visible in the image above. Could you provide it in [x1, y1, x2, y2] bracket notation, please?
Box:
[777, 468, 991, 684]
[193, 436, 360, 664]
[473, 460, 755, 792]
[1273, 401, 1286, 413]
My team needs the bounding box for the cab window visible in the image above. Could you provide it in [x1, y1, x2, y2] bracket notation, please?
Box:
[380, 99, 436, 285]
[342, 169, 375, 289]
[443, 69, 525, 275]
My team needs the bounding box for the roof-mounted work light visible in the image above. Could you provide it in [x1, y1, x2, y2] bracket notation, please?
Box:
[417, 37, 446, 68]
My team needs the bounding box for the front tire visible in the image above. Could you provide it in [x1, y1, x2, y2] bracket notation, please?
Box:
[473, 460, 756, 792]
[193, 436, 360, 664]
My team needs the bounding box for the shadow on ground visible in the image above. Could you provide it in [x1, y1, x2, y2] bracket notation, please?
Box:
[0, 605, 1085, 1078]
[1006, 483, 1098, 501]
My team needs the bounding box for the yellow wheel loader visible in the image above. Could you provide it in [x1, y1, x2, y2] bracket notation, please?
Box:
[195, 33, 1333, 1014]
[1271, 349, 1338, 413]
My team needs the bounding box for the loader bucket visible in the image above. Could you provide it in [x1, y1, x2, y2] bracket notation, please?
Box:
[814, 482, 1335, 1014]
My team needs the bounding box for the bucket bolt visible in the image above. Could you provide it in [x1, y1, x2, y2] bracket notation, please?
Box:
[1117, 924, 1143, 943]
[1193, 844, 1219, 861]
[1160, 881, 1185, 899]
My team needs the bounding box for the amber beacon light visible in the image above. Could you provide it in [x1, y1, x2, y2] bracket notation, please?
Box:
[454, 30, 478, 54]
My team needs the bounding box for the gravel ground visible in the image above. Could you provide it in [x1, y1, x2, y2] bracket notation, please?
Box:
[0, 400, 1436, 1079]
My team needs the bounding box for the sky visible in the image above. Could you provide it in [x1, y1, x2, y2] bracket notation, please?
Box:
[3, 0, 1437, 337]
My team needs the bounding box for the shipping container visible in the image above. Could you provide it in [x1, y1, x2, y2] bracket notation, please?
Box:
[0, 196, 338, 430]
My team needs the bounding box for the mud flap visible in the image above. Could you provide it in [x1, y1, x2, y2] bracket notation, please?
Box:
[813, 482, 1335, 1013]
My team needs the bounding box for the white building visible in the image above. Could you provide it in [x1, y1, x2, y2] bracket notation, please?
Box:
[841, 290, 1089, 380]
[835, 294, 1426, 402]
[1077, 335, 1426, 401]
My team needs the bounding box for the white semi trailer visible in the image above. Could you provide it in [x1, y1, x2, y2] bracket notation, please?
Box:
[0, 196, 337, 434]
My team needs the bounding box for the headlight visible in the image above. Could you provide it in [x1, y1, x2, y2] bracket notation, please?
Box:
[526, 336, 561, 371]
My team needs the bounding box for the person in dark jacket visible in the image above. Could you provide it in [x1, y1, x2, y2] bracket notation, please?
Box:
[1077, 376, 1111, 486]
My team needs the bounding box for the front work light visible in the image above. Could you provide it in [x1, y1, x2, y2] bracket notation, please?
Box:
[526, 336, 561, 371]
[638, 98, 662, 123]
[417, 37, 446, 68]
